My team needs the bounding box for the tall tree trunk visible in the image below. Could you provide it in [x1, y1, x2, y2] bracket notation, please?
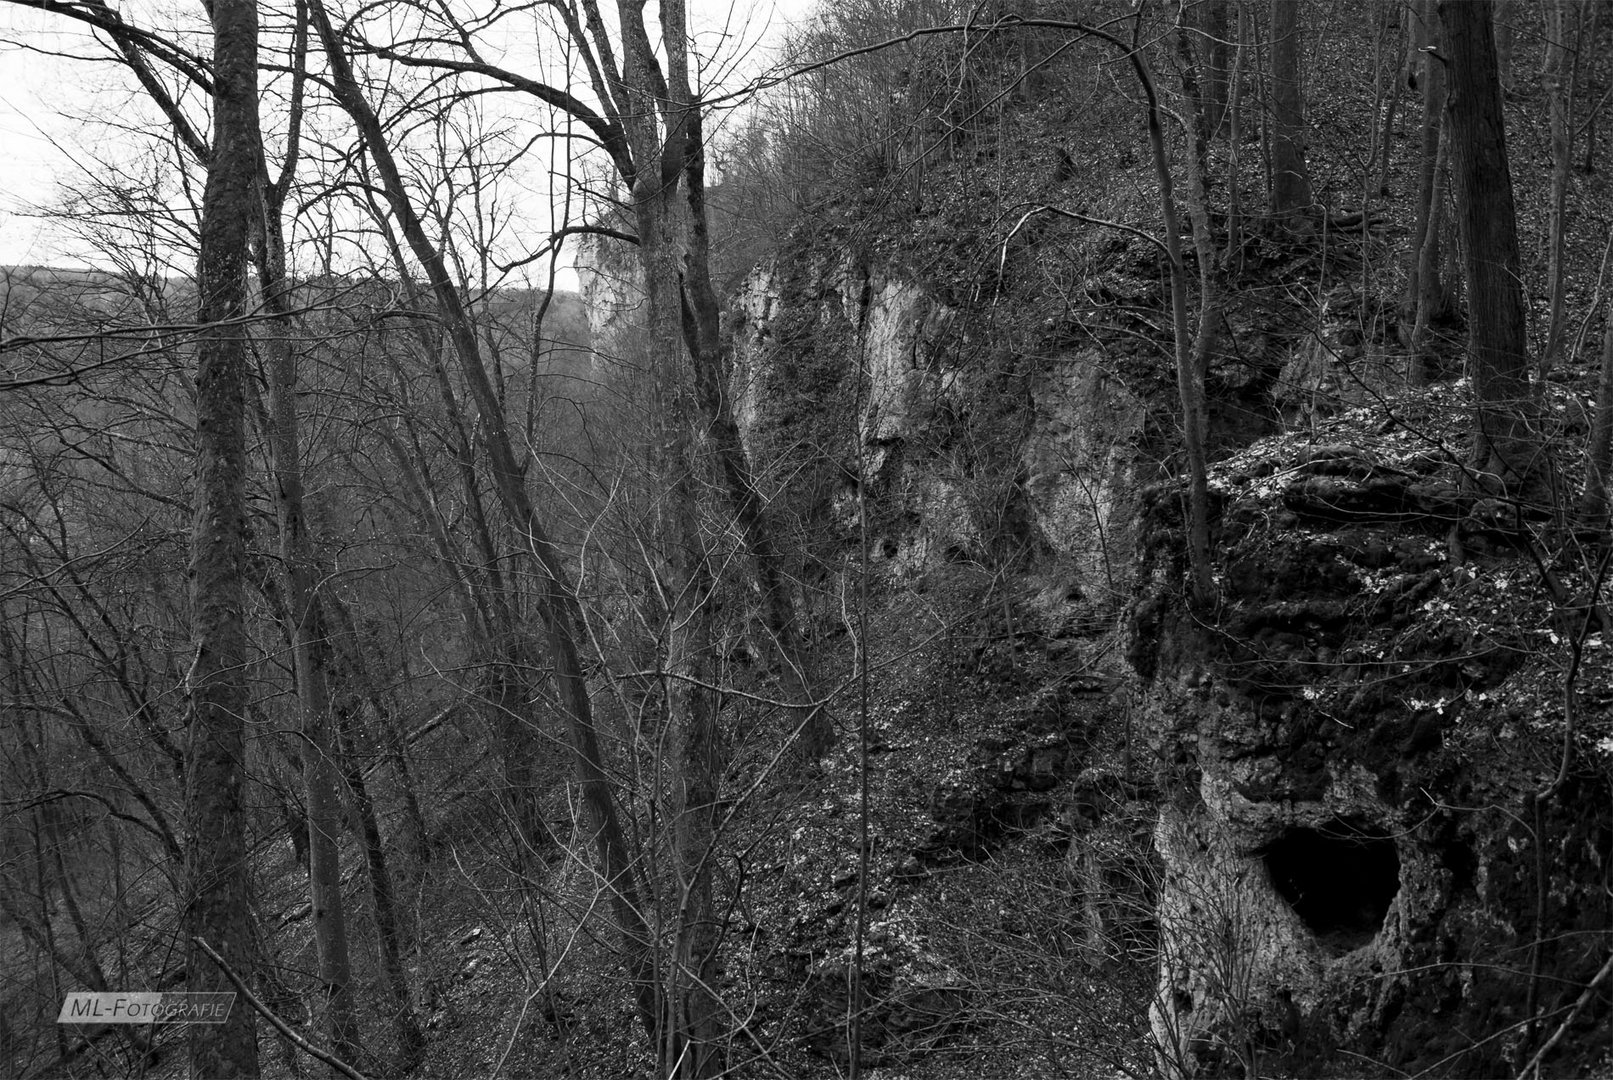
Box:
[1441, 0, 1532, 485]
[1408, 125, 1451, 383]
[1151, 89, 1217, 609]
[1268, 0, 1313, 216]
[1223, 1, 1249, 268]
[256, 197, 364, 1080]
[672, 58, 828, 761]
[1541, 0, 1575, 374]
[184, 0, 261, 1073]
[619, 7, 730, 1069]
[1405, 0, 1451, 357]
[1202, 0, 1232, 139]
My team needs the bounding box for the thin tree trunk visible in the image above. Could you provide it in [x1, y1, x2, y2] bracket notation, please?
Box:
[255, 184, 364, 1078]
[1541, 0, 1574, 374]
[1203, 0, 1231, 139]
[1269, 0, 1313, 216]
[1582, 4, 1601, 175]
[1223, 1, 1249, 269]
[333, 697, 425, 1067]
[324, 587, 431, 873]
[1405, 0, 1451, 356]
[1409, 122, 1451, 382]
[1151, 91, 1217, 609]
[674, 56, 828, 761]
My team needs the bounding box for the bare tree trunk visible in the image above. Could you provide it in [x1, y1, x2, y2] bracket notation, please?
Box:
[1407, 2, 1454, 382]
[1223, 1, 1250, 268]
[1441, 0, 1532, 486]
[1202, 0, 1232, 139]
[1269, 0, 1314, 216]
[1494, 0, 1515, 90]
[362, 212, 558, 869]
[1153, 104, 1217, 608]
[621, 8, 731, 1069]
[332, 695, 425, 1067]
[1541, 0, 1575, 374]
[184, 0, 261, 1072]
[1406, 0, 1450, 308]
[324, 589, 431, 874]
[1408, 126, 1451, 383]
[1582, 3, 1602, 175]
[257, 209, 364, 1080]
[672, 49, 829, 761]
[661, 465, 724, 1080]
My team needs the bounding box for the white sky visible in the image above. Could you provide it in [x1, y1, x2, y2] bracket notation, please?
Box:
[0, 0, 815, 278]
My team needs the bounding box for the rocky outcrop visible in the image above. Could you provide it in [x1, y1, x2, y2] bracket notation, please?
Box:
[575, 225, 648, 367]
[727, 254, 1146, 612]
[594, 214, 1612, 1077]
[1134, 391, 1613, 1077]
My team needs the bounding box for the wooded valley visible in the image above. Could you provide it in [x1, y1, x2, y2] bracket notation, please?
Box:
[3, 0, 1613, 1077]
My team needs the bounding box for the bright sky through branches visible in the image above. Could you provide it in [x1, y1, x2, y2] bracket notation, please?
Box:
[0, 0, 813, 278]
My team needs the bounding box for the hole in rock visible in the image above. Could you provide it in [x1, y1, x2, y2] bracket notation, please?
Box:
[1260, 819, 1399, 949]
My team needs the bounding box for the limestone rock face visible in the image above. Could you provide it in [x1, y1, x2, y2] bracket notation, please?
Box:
[576, 225, 648, 367]
[1022, 356, 1145, 601]
[727, 255, 1145, 606]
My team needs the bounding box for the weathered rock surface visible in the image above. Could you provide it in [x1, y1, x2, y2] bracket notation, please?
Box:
[1136, 404, 1613, 1077]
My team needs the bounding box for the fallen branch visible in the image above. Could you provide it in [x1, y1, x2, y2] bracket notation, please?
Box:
[1514, 949, 1613, 1080]
[192, 937, 371, 1080]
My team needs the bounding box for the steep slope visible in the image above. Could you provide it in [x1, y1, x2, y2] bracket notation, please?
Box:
[565, 2, 1613, 1075]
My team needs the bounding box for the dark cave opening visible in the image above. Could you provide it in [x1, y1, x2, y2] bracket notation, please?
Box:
[1261, 820, 1400, 948]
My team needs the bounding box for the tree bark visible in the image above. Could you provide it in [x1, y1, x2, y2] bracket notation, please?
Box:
[615, 5, 730, 1068]
[1268, 0, 1313, 216]
[1201, 0, 1232, 139]
[333, 693, 425, 1067]
[184, 0, 261, 1073]
[256, 190, 364, 1080]
[1441, 0, 1532, 484]
[1541, 0, 1575, 373]
[1405, 0, 1451, 369]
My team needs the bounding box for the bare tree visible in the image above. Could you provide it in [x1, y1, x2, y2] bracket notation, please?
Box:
[183, 0, 263, 1072]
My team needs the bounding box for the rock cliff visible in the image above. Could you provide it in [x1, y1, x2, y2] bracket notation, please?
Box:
[578, 224, 1613, 1076]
